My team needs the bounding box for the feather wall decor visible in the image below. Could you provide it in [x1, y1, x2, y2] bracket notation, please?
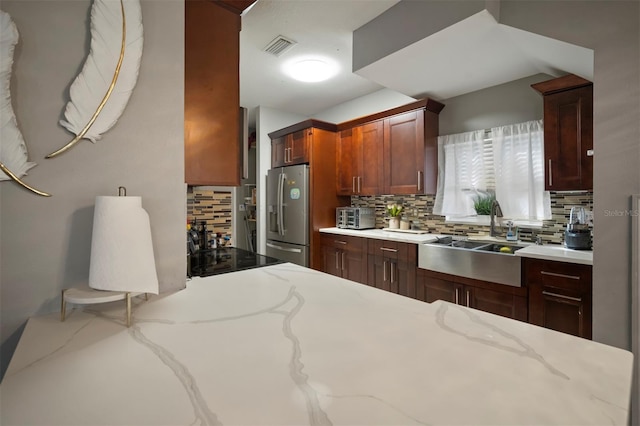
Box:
[0, 11, 50, 197]
[47, 0, 143, 158]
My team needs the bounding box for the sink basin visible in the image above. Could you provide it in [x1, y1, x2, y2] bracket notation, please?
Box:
[418, 240, 522, 287]
[474, 243, 525, 254]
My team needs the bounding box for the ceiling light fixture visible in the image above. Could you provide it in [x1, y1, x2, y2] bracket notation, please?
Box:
[284, 58, 339, 83]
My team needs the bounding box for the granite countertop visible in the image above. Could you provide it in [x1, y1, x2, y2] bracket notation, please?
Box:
[1, 263, 630, 425]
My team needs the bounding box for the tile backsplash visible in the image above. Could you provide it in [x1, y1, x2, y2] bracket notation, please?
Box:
[351, 191, 593, 245]
[187, 187, 232, 243]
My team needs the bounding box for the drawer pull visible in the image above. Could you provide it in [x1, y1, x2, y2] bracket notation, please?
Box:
[542, 291, 582, 302]
[334, 240, 347, 245]
[380, 247, 398, 253]
[540, 271, 580, 280]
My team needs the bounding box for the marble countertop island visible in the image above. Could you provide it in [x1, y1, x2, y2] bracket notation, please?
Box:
[1, 263, 630, 425]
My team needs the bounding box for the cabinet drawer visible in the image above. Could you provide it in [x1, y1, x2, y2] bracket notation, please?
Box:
[524, 258, 591, 294]
[320, 234, 363, 252]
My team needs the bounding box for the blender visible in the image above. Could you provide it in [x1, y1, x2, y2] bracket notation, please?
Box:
[565, 206, 591, 250]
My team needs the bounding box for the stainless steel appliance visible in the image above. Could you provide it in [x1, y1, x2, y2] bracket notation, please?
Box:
[266, 164, 310, 266]
[336, 207, 375, 230]
[565, 206, 592, 250]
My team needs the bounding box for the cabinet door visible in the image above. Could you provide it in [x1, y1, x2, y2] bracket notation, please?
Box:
[337, 128, 357, 195]
[185, 1, 241, 186]
[416, 272, 458, 304]
[466, 286, 528, 321]
[359, 121, 384, 195]
[271, 136, 286, 168]
[368, 255, 397, 292]
[526, 258, 592, 339]
[543, 86, 593, 191]
[396, 259, 416, 299]
[343, 247, 367, 284]
[289, 129, 309, 165]
[321, 244, 341, 277]
[383, 111, 425, 194]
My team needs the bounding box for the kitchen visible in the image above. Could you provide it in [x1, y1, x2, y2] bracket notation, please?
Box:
[0, 0, 638, 425]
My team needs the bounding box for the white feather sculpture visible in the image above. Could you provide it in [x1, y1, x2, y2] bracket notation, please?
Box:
[0, 11, 49, 196]
[1, 11, 36, 181]
[48, 0, 143, 158]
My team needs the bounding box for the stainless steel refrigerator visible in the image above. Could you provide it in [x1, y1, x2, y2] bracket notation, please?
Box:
[266, 164, 309, 267]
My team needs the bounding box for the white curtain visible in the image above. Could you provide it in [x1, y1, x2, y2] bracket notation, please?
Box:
[433, 130, 487, 216]
[492, 120, 551, 220]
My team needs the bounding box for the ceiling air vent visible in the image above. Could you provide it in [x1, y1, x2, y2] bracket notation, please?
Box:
[263, 35, 296, 57]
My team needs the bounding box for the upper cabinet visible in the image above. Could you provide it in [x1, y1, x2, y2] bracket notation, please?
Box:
[337, 121, 384, 195]
[185, 0, 256, 186]
[532, 74, 593, 191]
[337, 99, 444, 196]
[269, 120, 338, 168]
[271, 129, 311, 168]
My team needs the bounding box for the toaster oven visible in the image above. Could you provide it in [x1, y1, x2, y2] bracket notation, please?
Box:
[336, 207, 375, 230]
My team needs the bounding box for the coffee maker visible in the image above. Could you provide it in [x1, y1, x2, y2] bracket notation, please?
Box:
[565, 206, 591, 250]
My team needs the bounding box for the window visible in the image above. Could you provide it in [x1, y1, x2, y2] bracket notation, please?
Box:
[434, 120, 551, 222]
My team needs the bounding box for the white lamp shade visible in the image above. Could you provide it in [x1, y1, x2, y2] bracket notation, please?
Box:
[89, 196, 159, 294]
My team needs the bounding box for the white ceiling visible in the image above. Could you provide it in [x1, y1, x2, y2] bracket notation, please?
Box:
[239, 1, 594, 129]
[239, 0, 401, 128]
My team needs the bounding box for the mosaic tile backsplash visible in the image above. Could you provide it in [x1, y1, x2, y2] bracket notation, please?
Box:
[187, 188, 232, 245]
[351, 192, 593, 245]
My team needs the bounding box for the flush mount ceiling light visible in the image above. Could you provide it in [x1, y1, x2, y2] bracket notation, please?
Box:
[284, 58, 339, 83]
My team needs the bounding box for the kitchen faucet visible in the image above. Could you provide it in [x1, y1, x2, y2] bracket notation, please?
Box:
[490, 200, 503, 237]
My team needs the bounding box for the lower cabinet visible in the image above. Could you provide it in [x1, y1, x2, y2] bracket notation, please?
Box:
[367, 239, 416, 298]
[525, 258, 592, 339]
[416, 269, 528, 321]
[320, 234, 367, 284]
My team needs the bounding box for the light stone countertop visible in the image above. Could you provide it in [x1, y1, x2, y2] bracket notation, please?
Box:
[320, 227, 444, 244]
[0, 263, 630, 425]
[321, 227, 593, 265]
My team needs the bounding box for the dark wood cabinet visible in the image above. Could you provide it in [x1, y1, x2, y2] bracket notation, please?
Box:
[337, 121, 384, 195]
[336, 99, 444, 196]
[320, 234, 367, 284]
[185, 0, 255, 186]
[532, 74, 593, 191]
[383, 110, 425, 195]
[525, 258, 592, 339]
[272, 129, 310, 168]
[416, 269, 528, 321]
[367, 240, 417, 298]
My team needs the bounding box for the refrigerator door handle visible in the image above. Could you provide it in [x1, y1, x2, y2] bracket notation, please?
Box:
[278, 172, 286, 236]
[267, 242, 302, 253]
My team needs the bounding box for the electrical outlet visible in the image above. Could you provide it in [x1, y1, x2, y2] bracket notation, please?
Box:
[239, 203, 245, 211]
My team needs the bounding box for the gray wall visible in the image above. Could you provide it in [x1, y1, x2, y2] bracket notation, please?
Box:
[0, 0, 185, 376]
[439, 73, 549, 135]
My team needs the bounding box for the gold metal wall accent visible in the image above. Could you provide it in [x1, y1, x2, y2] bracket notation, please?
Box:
[46, 0, 127, 159]
[0, 161, 51, 197]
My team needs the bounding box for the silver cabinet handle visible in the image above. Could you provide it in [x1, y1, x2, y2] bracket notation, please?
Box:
[540, 271, 580, 280]
[383, 260, 387, 282]
[380, 247, 398, 253]
[548, 159, 553, 187]
[455, 288, 459, 305]
[358, 176, 362, 193]
[542, 290, 582, 302]
[341, 252, 345, 271]
[587, 149, 594, 157]
[335, 250, 340, 270]
[352, 176, 356, 193]
[466, 290, 470, 307]
[334, 240, 347, 245]
[266, 242, 301, 253]
[390, 261, 395, 283]
[417, 171, 423, 192]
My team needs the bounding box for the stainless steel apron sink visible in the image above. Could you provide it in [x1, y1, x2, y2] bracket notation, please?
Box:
[418, 237, 524, 287]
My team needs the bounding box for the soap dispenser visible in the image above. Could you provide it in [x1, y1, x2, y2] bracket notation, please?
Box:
[505, 221, 518, 242]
